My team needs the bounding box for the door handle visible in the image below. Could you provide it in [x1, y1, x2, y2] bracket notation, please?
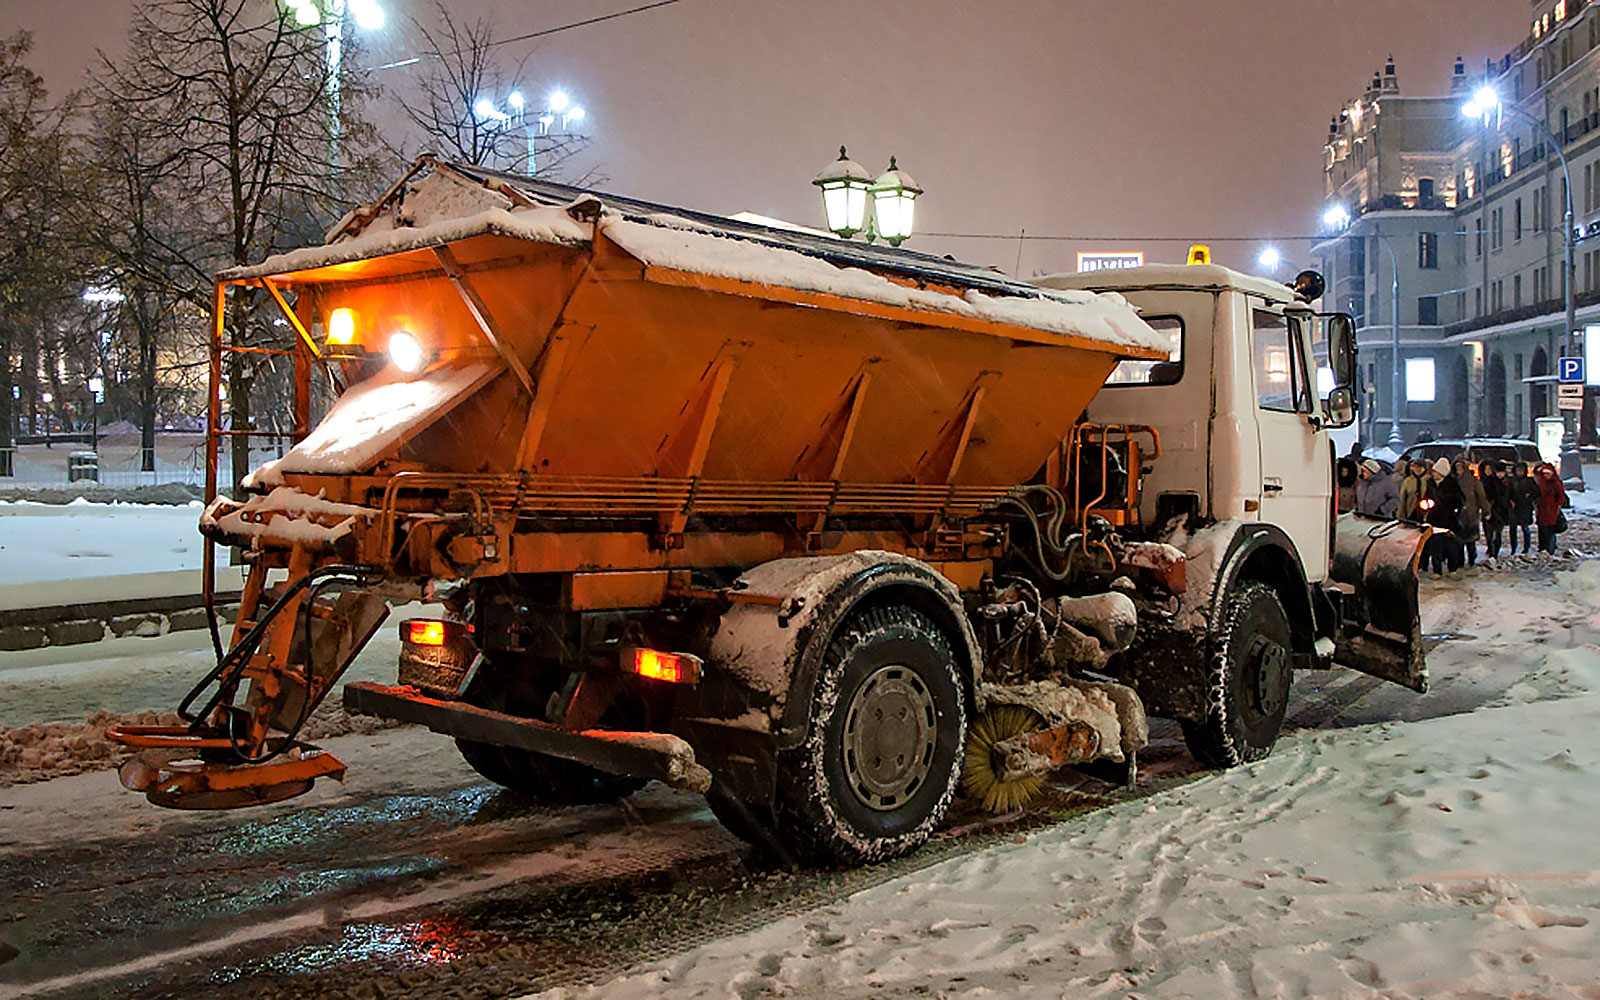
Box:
[1262, 478, 1284, 493]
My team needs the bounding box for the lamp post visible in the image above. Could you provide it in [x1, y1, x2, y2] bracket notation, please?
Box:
[475, 89, 587, 175]
[283, 0, 385, 162]
[813, 147, 923, 246]
[1324, 206, 1404, 448]
[1464, 85, 1579, 478]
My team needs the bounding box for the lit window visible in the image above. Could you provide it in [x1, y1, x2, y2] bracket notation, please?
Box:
[1557, 1, 1566, 22]
[1406, 357, 1437, 402]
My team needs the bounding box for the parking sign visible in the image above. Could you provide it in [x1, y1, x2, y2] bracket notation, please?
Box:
[1560, 355, 1585, 384]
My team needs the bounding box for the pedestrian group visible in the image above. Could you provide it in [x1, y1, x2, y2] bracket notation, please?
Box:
[1345, 453, 1570, 576]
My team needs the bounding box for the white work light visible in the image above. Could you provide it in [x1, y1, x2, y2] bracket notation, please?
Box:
[388, 332, 426, 374]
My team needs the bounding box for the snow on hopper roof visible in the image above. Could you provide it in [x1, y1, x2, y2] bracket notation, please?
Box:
[224, 158, 1167, 357]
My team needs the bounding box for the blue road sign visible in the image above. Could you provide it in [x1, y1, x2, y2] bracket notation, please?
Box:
[1560, 356, 1585, 384]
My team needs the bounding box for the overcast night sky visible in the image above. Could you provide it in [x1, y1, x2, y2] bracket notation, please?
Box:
[9, 0, 1528, 276]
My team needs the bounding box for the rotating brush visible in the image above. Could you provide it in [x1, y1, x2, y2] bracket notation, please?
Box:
[962, 704, 1048, 814]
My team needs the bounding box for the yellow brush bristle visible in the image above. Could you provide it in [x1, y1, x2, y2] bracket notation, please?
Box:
[962, 705, 1047, 814]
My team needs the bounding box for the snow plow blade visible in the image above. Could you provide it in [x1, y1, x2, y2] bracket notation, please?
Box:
[1328, 513, 1431, 692]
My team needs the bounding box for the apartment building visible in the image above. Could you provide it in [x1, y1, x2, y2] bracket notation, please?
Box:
[1315, 0, 1600, 447]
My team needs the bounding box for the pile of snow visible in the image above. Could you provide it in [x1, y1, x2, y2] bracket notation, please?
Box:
[529, 688, 1600, 1000]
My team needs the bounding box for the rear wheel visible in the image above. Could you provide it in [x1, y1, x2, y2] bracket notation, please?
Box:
[768, 605, 967, 866]
[454, 657, 646, 804]
[1181, 581, 1293, 769]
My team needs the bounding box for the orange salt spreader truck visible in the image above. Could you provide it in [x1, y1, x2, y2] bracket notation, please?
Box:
[109, 158, 1431, 865]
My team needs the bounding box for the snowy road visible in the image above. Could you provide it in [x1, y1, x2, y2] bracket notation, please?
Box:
[4, 564, 1599, 998]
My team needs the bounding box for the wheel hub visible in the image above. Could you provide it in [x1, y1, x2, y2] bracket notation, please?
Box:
[1248, 637, 1290, 719]
[842, 665, 937, 811]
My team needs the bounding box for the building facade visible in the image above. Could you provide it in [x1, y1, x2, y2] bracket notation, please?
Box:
[1315, 1, 1600, 450]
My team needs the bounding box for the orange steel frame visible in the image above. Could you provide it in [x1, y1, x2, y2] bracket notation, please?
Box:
[202, 232, 1165, 608]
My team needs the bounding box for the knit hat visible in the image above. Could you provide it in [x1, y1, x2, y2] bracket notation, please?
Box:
[1360, 459, 1382, 475]
[1432, 457, 1451, 476]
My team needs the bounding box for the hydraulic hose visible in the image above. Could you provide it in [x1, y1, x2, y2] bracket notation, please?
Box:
[177, 564, 381, 764]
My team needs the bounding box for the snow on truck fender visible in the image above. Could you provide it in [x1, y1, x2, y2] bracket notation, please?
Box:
[707, 551, 983, 749]
[1173, 520, 1315, 651]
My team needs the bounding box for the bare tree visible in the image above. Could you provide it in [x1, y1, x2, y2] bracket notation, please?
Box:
[96, 0, 384, 492]
[0, 32, 78, 475]
[396, 3, 591, 178]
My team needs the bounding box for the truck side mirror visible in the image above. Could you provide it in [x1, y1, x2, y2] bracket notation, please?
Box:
[1325, 386, 1356, 428]
[1327, 313, 1357, 388]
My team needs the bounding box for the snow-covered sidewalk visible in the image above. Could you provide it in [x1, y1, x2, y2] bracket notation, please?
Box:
[532, 690, 1600, 1000]
[0, 499, 204, 584]
[529, 565, 1600, 1000]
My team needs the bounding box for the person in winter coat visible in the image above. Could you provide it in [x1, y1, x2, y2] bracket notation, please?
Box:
[1398, 458, 1431, 521]
[1453, 457, 1489, 566]
[1355, 459, 1399, 517]
[1422, 457, 1465, 575]
[1480, 460, 1510, 559]
[1335, 457, 1359, 513]
[1534, 462, 1570, 554]
[1507, 461, 1539, 554]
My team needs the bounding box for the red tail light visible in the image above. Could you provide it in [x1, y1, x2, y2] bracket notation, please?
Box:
[401, 619, 468, 647]
[626, 648, 703, 685]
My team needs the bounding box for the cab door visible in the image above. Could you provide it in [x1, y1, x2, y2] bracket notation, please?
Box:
[1249, 307, 1331, 579]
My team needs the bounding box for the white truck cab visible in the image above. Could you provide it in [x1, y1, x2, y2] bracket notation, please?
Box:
[1040, 263, 1335, 580]
[1038, 261, 1428, 764]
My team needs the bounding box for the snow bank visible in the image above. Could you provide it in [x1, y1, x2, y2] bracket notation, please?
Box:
[0, 500, 208, 584]
[245, 362, 501, 485]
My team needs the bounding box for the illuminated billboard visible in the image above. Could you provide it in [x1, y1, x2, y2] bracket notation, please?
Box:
[1076, 251, 1145, 273]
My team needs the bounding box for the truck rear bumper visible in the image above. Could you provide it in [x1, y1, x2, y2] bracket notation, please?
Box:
[342, 681, 712, 792]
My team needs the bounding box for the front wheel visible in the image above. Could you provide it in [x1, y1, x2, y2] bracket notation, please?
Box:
[768, 604, 967, 866]
[1181, 581, 1293, 769]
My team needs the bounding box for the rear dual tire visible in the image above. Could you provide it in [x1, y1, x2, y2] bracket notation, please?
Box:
[721, 604, 967, 867]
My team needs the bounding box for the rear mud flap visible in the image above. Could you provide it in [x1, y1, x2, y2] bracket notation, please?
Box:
[1328, 514, 1431, 692]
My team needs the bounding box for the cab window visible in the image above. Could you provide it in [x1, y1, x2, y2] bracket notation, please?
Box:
[1104, 316, 1183, 386]
[1252, 309, 1311, 413]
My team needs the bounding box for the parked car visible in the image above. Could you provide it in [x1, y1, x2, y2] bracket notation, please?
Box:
[1399, 438, 1542, 470]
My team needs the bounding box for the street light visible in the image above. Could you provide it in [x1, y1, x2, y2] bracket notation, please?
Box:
[474, 89, 588, 175]
[1464, 85, 1580, 478]
[813, 148, 923, 246]
[1325, 204, 1404, 448]
[1258, 247, 1282, 271]
[283, 0, 385, 163]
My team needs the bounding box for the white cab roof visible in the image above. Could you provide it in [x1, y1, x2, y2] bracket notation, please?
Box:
[1036, 263, 1302, 305]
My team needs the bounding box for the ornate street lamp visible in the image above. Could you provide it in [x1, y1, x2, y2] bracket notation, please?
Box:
[868, 156, 922, 247]
[812, 147, 873, 238]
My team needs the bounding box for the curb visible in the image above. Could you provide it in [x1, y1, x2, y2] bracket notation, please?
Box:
[0, 596, 240, 652]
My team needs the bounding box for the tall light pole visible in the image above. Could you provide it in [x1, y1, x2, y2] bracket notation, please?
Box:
[1324, 206, 1404, 448]
[475, 89, 588, 175]
[1464, 85, 1579, 477]
[284, 0, 385, 163]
